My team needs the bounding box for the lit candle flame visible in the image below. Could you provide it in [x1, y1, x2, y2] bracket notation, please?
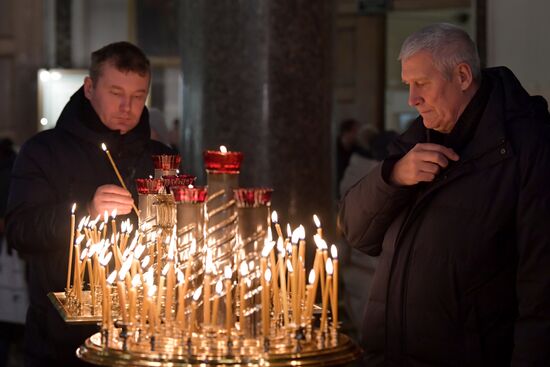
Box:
[326, 258, 334, 275]
[177, 270, 184, 284]
[141, 255, 150, 269]
[265, 268, 272, 282]
[271, 211, 278, 224]
[224, 266, 232, 280]
[286, 260, 294, 273]
[240, 261, 249, 276]
[148, 285, 157, 298]
[267, 227, 273, 241]
[119, 257, 133, 280]
[71, 203, 76, 214]
[313, 214, 321, 228]
[298, 225, 306, 240]
[103, 210, 109, 224]
[261, 240, 275, 257]
[193, 286, 202, 301]
[276, 237, 284, 254]
[80, 247, 88, 260]
[133, 244, 145, 260]
[216, 280, 223, 295]
[111, 208, 117, 219]
[220, 145, 228, 153]
[75, 234, 85, 245]
[131, 274, 141, 287]
[291, 227, 300, 244]
[188, 184, 194, 189]
[313, 234, 327, 250]
[101, 143, 107, 152]
[308, 269, 316, 284]
[331, 244, 338, 259]
[205, 249, 214, 274]
[107, 270, 117, 284]
[162, 263, 170, 276]
[100, 252, 112, 267]
[286, 223, 292, 238]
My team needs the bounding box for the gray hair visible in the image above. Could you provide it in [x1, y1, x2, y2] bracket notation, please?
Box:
[399, 23, 481, 81]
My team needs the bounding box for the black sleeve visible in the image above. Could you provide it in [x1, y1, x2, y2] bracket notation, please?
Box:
[5, 139, 76, 256]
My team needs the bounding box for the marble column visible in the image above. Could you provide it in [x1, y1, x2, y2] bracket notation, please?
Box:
[179, 0, 334, 237]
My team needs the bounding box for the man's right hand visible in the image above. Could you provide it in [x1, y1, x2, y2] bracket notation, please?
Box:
[390, 143, 459, 186]
[88, 184, 134, 218]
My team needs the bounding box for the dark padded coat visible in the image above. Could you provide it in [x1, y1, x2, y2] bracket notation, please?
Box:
[339, 67, 550, 367]
[6, 87, 173, 366]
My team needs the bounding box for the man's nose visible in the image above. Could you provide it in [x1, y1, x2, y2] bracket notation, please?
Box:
[408, 86, 422, 107]
[119, 97, 131, 112]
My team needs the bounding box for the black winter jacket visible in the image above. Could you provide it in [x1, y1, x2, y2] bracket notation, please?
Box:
[339, 67, 550, 367]
[6, 87, 173, 366]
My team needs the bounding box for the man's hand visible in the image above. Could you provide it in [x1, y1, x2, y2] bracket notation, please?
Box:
[390, 143, 459, 186]
[89, 184, 134, 218]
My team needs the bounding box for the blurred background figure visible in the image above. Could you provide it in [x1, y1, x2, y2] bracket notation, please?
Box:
[336, 118, 360, 189]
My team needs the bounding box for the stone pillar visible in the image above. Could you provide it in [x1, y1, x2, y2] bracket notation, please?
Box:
[179, 0, 333, 236]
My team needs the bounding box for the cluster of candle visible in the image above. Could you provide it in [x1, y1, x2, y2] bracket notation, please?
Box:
[64, 207, 340, 340]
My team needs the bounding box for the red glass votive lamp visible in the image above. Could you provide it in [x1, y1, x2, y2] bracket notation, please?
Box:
[234, 188, 273, 208]
[135, 178, 164, 194]
[171, 186, 208, 203]
[152, 154, 182, 170]
[203, 149, 243, 174]
[162, 174, 196, 191]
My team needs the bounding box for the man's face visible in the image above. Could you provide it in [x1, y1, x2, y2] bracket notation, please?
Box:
[401, 51, 469, 133]
[84, 62, 150, 134]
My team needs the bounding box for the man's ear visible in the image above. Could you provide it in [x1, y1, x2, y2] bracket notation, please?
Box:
[456, 63, 473, 91]
[83, 76, 94, 99]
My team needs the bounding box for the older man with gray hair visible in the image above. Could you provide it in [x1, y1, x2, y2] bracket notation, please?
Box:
[339, 23, 550, 366]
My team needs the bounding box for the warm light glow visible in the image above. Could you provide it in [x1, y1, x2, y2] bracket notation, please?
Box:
[271, 211, 278, 224]
[313, 214, 321, 228]
[101, 143, 107, 152]
[107, 271, 117, 285]
[111, 208, 117, 219]
[40, 117, 48, 126]
[224, 266, 232, 280]
[286, 223, 292, 238]
[220, 145, 228, 153]
[193, 286, 202, 301]
[77, 217, 87, 231]
[71, 203, 76, 214]
[188, 184, 194, 189]
[216, 280, 223, 295]
[308, 269, 316, 285]
[265, 268, 272, 282]
[326, 258, 334, 275]
[331, 244, 338, 259]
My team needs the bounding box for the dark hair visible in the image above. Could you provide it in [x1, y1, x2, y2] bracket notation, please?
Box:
[89, 41, 150, 84]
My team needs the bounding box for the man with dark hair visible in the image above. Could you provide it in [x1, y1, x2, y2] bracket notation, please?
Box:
[6, 41, 173, 366]
[339, 23, 550, 366]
